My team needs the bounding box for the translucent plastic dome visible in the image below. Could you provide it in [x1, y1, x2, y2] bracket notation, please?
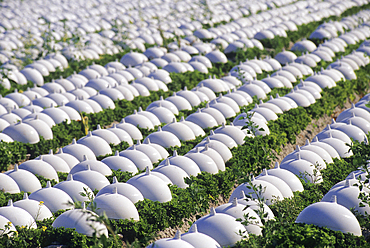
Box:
[29, 181, 73, 213]
[296, 195, 361, 236]
[147, 231, 195, 248]
[63, 139, 97, 161]
[13, 193, 53, 221]
[54, 174, 94, 203]
[52, 204, 108, 237]
[182, 224, 221, 248]
[72, 166, 110, 191]
[192, 207, 246, 247]
[96, 176, 144, 203]
[126, 168, 172, 203]
[0, 173, 20, 194]
[0, 200, 37, 229]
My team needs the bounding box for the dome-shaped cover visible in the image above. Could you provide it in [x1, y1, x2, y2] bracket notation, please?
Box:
[96, 176, 144, 203]
[63, 139, 97, 162]
[144, 126, 181, 148]
[23, 116, 53, 140]
[54, 174, 94, 203]
[72, 166, 110, 191]
[159, 150, 200, 176]
[275, 50, 297, 65]
[147, 230, 195, 248]
[36, 152, 70, 173]
[14, 193, 53, 221]
[19, 158, 59, 182]
[296, 195, 362, 236]
[52, 203, 108, 237]
[5, 165, 42, 193]
[153, 159, 190, 189]
[2, 121, 40, 144]
[214, 123, 246, 145]
[126, 167, 172, 203]
[120, 52, 148, 67]
[182, 224, 221, 248]
[256, 169, 294, 198]
[0, 200, 37, 229]
[93, 187, 139, 221]
[55, 149, 80, 170]
[0, 215, 16, 236]
[215, 198, 262, 235]
[266, 163, 304, 192]
[321, 179, 370, 216]
[77, 131, 114, 158]
[229, 177, 284, 205]
[0, 173, 20, 194]
[186, 109, 218, 129]
[101, 151, 138, 173]
[192, 207, 247, 247]
[119, 147, 153, 170]
[162, 118, 196, 141]
[29, 181, 74, 213]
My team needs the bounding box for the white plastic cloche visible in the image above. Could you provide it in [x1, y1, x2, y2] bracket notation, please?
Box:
[147, 230, 195, 248]
[144, 126, 181, 148]
[19, 158, 59, 182]
[77, 131, 112, 157]
[181, 224, 221, 248]
[126, 167, 172, 203]
[93, 187, 139, 220]
[2, 121, 40, 144]
[52, 203, 108, 237]
[296, 195, 362, 236]
[101, 151, 138, 173]
[159, 150, 200, 176]
[185, 148, 219, 174]
[63, 138, 97, 161]
[266, 163, 304, 192]
[5, 165, 42, 193]
[36, 152, 70, 173]
[29, 181, 74, 213]
[13, 193, 53, 221]
[0, 200, 37, 229]
[230, 176, 284, 205]
[54, 174, 94, 203]
[153, 159, 190, 189]
[96, 176, 144, 204]
[191, 207, 246, 247]
[216, 198, 262, 235]
[162, 118, 196, 141]
[0, 215, 16, 236]
[119, 146, 153, 170]
[0, 173, 20, 194]
[116, 119, 143, 140]
[72, 165, 110, 191]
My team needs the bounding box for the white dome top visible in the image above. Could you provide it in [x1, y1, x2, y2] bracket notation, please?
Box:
[192, 207, 246, 247]
[119, 147, 153, 170]
[72, 166, 110, 191]
[0, 173, 20, 194]
[19, 158, 59, 182]
[182, 224, 221, 248]
[230, 177, 284, 205]
[93, 188, 139, 220]
[185, 148, 219, 174]
[5, 165, 42, 193]
[0, 200, 37, 229]
[13, 193, 53, 221]
[162, 118, 196, 141]
[101, 151, 138, 173]
[296, 195, 362, 236]
[159, 150, 200, 176]
[54, 174, 94, 203]
[96, 176, 144, 203]
[63, 139, 97, 162]
[147, 230, 195, 248]
[216, 198, 262, 235]
[36, 152, 70, 173]
[144, 126, 181, 148]
[2, 121, 40, 144]
[128, 140, 162, 163]
[153, 159, 190, 189]
[69, 155, 112, 176]
[77, 131, 113, 157]
[29, 181, 74, 213]
[126, 167, 172, 203]
[52, 204, 108, 237]
[214, 123, 246, 145]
